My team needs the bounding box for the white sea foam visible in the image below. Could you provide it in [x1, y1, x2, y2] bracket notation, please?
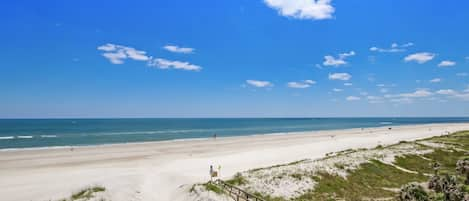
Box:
[379, 122, 393, 125]
[0, 136, 15, 140]
[40, 135, 57, 138]
[17, 136, 33, 139]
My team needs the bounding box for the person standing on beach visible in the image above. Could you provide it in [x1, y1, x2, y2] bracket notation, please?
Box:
[209, 165, 214, 181]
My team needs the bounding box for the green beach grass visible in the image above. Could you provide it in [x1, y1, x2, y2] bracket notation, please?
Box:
[212, 131, 469, 201]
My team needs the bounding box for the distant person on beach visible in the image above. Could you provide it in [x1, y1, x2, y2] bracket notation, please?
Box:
[213, 133, 217, 139]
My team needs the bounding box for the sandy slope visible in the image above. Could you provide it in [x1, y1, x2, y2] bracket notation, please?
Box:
[1, 123, 469, 201]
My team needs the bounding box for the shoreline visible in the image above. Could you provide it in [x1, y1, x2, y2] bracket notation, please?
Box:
[1, 122, 469, 201]
[1, 122, 466, 152]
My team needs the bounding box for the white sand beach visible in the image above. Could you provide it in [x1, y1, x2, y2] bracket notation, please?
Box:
[1, 123, 469, 201]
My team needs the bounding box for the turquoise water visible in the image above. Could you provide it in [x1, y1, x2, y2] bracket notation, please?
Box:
[1, 118, 469, 149]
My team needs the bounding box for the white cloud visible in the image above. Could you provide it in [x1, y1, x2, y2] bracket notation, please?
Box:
[329, 73, 351, 81]
[163, 45, 194, 54]
[367, 96, 381, 100]
[97, 43, 117, 51]
[399, 89, 433, 98]
[98, 43, 202, 72]
[436, 89, 457, 95]
[390, 97, 413, 104]
[344, 83, 353, 86]
[456, 73, 468, 77]
[102, 51, 127, 64]
[287, 82, 309, 88]
[384, 89, 433, 103]
[430, 78, 442, 83]
[148, 58, 202, 71]
[346, 96, 360, 101]
[369, 42, 413, 53]
[404, 52, 436, 64]
[263, 0, 335, 20]
[436, 89, 469, 101]
[367, 96, 383, 103]
[401, 42, 414, 47]
[98, 43, 150, 64]
[246, 80, 273, 88]
[380, 88, 389, 93]
[287, 80, 316, 88]
[323, 56, 346, 66]
[438, 60, 456, 67]
[323, 51, 355, 66]
[332, 88, 343, 92]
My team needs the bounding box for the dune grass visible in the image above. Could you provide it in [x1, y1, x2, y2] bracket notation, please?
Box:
[295, 160, 427, 201]
[57, 185, 106, 201]
[394, 154, 434, 174]
[218, 130, 469, 201]
[203, 182, 224, 195]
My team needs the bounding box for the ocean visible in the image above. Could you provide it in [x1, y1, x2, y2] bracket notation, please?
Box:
[1, 118, 469, 149]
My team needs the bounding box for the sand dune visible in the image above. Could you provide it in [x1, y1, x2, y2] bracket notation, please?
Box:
[1, 123, 469, 201]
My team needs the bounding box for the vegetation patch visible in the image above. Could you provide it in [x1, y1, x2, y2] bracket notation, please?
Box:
[203, 182, 224, 194]
[394, 154, 434, 174]
[424, 148, 467, 174]
[226, 172, 248, 185]
[58, 185, 106, 201]
[297, 160, 427, 201]
[216, 130, 469, 200]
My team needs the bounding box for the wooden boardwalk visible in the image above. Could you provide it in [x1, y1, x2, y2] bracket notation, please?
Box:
[213, 179, 266, 201]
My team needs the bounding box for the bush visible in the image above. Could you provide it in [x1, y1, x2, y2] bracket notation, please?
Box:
[398, 183, 429, 201]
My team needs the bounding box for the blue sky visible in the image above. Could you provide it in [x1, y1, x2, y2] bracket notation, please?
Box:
[1, 0, 469, 118]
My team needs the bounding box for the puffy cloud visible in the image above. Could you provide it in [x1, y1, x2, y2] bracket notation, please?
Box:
[332, 88, 343, 92]
[436, 89, 457, 95]
[323, 56, 346, 66]
[369, 42, 413, 53]
[438, 60, 456, 67]
[384, 89, 433, 102]
[98, 43, 202, 72]
[456, 72, 468, 77]
[97, 43, 117, 51]
[436, 89, 469, 101]
[287, 82, 309, 88]
[163, 45, 194, 54]
[346, 96, 360, 101]
[399, 89, 433, 98]
[367, 96, 382, 100]
[344, 83, 353, 86]
[287, 80, 316, 88]
[429, 78, 442, 83]
[148, 58, 202, 71]
[328, 73, 351, 81]
[263, 0, 335, 20]
[390, 98, 413, 104]
[367, 96, 383, 103]
[380, 88, 389, 93]
[404, 52, 436, 64]
[323, 51, 355, 66]
[246, 80, 273, 88]
[97, 43, 150, 64]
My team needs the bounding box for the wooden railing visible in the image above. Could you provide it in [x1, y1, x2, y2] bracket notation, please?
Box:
[213, 179, 266, 201]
